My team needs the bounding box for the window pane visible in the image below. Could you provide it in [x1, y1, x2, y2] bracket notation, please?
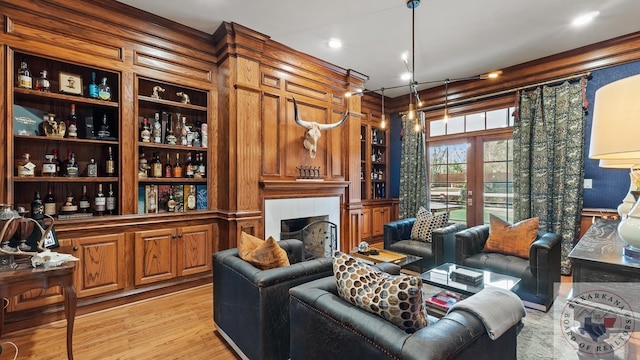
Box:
[486, 109, 509, 129]
[483, 139, 513, 224]
[430, 119, 446, 137]
[466, 113, 485, 132]
[446, 115, 464, 134]
[508, 106, 515, 127]
[428, 143, 467, 225]
[483, 139, 509, 161]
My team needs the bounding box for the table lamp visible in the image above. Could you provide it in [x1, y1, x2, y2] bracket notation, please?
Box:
[589, 74, 640, 259]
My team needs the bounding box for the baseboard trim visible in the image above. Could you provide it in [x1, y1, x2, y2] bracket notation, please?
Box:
[214, 322, 249, 360]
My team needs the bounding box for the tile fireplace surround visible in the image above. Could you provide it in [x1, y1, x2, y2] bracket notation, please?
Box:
[264, 196, 341, 250]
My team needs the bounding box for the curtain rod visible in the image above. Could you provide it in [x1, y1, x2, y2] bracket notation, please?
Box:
[412, 71, 592, 113]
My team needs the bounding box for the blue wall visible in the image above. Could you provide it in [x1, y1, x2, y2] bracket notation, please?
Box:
[388, 60, 640, 209]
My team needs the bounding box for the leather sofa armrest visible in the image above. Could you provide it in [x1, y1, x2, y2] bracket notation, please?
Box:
[279, 239, 304, 263]
[384, 218, 416, 248]
[529, 231, 562, 276]
[455, 225, 490, 264]
[432, 223, 466, 266]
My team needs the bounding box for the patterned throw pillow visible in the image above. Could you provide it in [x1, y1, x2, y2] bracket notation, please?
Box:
[333, 252, 428, 333]
[484, 214, 540, 259]
[410, 209, 449, 242]
[238, 232, 290, 270]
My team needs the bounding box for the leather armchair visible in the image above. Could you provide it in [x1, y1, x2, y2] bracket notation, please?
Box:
[289, 276, 521, 360]
[213, 239, 333, 360]
[455, 225, 561, 311]
[384, 218, 465, 271]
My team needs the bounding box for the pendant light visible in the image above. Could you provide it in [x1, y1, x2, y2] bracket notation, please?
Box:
[380, 88, 387, 129]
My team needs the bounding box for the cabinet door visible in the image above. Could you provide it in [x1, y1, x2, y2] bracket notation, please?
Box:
[72, 233, 126, 298]
[134, 228, 177, 286]
[361, 207, 372, 240]
[372, 206, 391, 237]
[177, 224, 212, 276]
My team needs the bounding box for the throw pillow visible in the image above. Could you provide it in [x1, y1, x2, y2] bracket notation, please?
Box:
[484, 214, 540, 259]
[238, 232, 290, 270]
[333, 252, 428, 333]
[410, 210, 449, 242]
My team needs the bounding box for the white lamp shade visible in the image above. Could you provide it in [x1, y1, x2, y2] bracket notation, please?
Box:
[598, 158, 640, 168]
[589, 74, 640, 160]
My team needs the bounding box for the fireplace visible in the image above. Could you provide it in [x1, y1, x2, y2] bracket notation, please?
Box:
[264, 196, 341, 251]
[280, 215, 337, 259]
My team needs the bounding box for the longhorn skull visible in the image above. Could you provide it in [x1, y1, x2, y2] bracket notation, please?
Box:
[292, 97, 349, 158]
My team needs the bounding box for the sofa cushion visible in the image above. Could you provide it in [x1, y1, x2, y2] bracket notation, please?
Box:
[238, 232, 290, 270]
[410, 210, 449, 243]
[332, 252, 428, 333]
[484, 215, 539, 259]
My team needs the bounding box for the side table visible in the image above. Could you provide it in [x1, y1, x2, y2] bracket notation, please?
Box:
[0, 262, 76, 360]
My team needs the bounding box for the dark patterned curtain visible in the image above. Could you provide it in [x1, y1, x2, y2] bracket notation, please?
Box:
[399, 113, 428, 219]
[513, 79, 587, 275]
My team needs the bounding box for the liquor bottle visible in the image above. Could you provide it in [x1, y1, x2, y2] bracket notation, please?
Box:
[197, 153, 206, 178]
[105, 146, 115, 177]
[17, 153, 36, 177]
[67, 104, 78, 139]
[53, 149, 62, 176]
[181, 116, 192, 146]
[151, 152, 162, 178]
[88, 72, 99, 99]
[44, 184, 56, 217]
[167, 191, 176, 212]
[200, 123, 208, 148]
[98, 114, 111, 138]
[166, 128, 177, 145]
[175, 114, 184, 144]
[153, 115, 162, 144]
[94, 184, 106, 215]
[148, 184, 157, 214]
[35, 70, 51, 92]
[79, 185, 90, 213]
[164, 153, 173, 178]
[31, 191, 45, 220]
[186, 185, 197, 211]
[185, 152, 194, 178]
[172, 153, 183, 178]
[60, 192, 78, 214]
[140, 117, 151, 143]
[106, 184, 116, 215]
[42, 153, 57, 177]
[17, 58, 32, 89]
[98, 77, 111, 101]
[193, 121, 201, 147]
[66, 152, 79, 177]
[87, 158, 98, 177]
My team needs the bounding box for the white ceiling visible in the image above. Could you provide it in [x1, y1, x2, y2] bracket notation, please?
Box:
[117, 0, 640, 98]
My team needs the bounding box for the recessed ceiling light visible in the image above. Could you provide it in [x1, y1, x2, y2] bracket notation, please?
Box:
[572, 11, 600, 26]
[328, 38, 342, 49]
[401, 72, 412, 81]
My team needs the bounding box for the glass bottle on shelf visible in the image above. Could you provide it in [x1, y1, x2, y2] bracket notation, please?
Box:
[53, 149, 62, 176]
[164, 153, 173, 178]
[200, 123, 208, 148]
[94, 184, 106, 216]
[185, 152, 194, 178]
[98, 77, 111, 101]
[42, 153, 57, 177]
[138, 151, 149, 179]
[35, 70, 51, 92]
[66, 152, 79, 177]
[88, 72, 99, 99]
[17, 153, 36, 177]
[180, 116, 189, 146]
[44, 184, 56, 217]
[17, 58, 32, 89]
[87, 158, 98, 177]
[167, 191, 176, 212]
[140, 118, 151, 143]
[186, 185, 197, 211]
[31, 191, 44, 220]
[79, 185, 90, 213]
[106, 184, 116, 215]
[151, 152, 162, 178]
[67, 104, 78, 139]
[98, 114, 111, 138]
[173, 153, 183, 178]
[153, 116, 162, 144]
[105, 146, 115, 177]
[166, 127, 177, 145]
[193, 121, 201, 147]
[60, 192, 78, 215]
[147, 184, 157, 214]
[197, 153, 206, 178]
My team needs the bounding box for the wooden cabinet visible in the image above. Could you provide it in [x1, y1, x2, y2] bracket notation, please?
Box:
[69, 233, 126, 298]
[134, 224, 212, 286]
[361, 207, 371, 239]
[372, 206, 391, 237]
[360, 124, 388, 201]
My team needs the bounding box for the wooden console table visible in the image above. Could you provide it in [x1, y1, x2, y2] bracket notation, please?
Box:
[0, 262, 76, 360]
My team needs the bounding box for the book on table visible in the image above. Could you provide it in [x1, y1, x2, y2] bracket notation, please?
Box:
[425, 290, 460, 311]
[450, 267, 483, 285]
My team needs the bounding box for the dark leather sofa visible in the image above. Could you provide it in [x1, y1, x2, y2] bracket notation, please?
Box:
[289, 276, 520, 360]
[213, 239, 333, 360]
[455, 225, 561, 311]
[384, 218, 466, 271]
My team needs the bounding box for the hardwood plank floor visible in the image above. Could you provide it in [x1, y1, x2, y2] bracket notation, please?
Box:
[0, 284, 239, 360]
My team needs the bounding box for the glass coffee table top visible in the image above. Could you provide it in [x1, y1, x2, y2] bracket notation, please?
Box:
[350, 248, 422, 270]
[420, 263, 520, 296]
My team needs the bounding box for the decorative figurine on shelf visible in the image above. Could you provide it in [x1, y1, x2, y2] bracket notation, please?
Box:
[41, 113, 66, 138]
[151, 85, 165, 99]
[176, 91, 191, 104]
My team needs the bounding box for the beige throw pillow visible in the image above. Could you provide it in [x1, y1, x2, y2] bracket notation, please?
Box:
[484, 214, 539, 259]
[410, 208, 449, 242]
[238, 232, 290, 270]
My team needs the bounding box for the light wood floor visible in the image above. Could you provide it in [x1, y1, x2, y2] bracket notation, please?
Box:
[0, 284, 238, 360]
